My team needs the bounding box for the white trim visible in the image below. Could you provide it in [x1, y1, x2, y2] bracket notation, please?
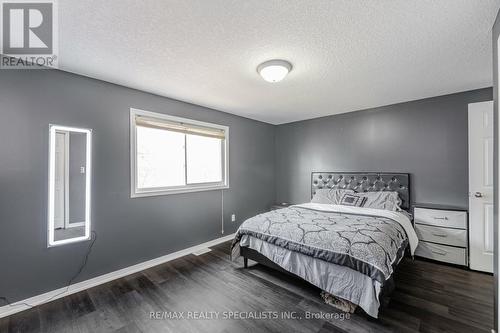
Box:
[192, 248, 212, 256]
[0, 233, 235, 319]
[63, 131, 70, 229]
[67, 222, 85, 228]
[52, 131, 68, 229]
[497, 36, 500, 330]
[130, 108, 229, 198]
[48, 125, 92, 247]
[132, 184, 230, 197]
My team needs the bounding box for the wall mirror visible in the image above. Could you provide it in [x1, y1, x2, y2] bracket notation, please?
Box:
[48, 125, 92, 247]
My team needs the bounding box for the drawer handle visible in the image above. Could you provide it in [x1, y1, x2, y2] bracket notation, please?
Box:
[431, 233, 447, 238]
[433, 217, 449, 221]
[431, 250, 447, 256]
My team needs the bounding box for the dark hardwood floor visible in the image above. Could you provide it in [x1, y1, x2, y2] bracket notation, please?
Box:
[0, 241, 494, 333]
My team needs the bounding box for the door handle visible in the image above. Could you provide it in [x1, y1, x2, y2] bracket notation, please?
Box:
[474, 192, 483, 198]
[431, 233, 447, 238]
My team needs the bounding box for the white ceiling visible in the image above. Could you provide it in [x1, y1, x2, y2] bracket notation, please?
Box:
[59, 0, 499, 124]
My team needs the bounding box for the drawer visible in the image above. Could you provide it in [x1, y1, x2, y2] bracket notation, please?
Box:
[414, 207, 467, 229]
[415, 224, 467, 247]
[415, 241, 467, 266]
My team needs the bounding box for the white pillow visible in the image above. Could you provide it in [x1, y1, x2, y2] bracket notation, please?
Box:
[311, 189, 355, 205]
[355, 191, 402, 211]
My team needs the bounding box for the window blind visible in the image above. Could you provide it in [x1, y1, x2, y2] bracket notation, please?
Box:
[135, 115, 226, 139]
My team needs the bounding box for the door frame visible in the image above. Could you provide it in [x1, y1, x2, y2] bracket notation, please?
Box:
[54, 130, 70, 229]
[62, 130, 70, 229]
[492, 8, 500, 332]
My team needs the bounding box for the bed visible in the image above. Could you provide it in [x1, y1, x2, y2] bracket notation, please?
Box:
[231, 172, 418, 318]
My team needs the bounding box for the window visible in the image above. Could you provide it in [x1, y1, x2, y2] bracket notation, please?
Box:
[130, 108, 228, 197]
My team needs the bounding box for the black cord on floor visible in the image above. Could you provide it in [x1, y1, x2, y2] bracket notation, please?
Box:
[0, 230, 97, 308]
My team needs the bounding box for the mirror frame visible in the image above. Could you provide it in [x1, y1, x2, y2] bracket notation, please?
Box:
[47, 125, 92, 247]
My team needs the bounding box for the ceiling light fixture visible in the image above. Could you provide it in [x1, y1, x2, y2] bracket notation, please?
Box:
[257, 59, 292, 83]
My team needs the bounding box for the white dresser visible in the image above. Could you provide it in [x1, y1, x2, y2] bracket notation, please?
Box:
[413, 205, 468, 266]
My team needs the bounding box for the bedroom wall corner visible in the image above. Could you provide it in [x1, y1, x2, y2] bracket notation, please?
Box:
[274, 88, 493, 208]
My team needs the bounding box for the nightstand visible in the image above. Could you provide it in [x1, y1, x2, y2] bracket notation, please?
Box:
[270, 203, 292, 211]
[413, 204, 468, 266]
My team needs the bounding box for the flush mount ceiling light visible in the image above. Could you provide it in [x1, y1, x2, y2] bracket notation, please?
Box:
[257, 59, 292, 83]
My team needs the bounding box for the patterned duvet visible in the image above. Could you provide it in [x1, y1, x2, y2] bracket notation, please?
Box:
[231, 203, 416, 284]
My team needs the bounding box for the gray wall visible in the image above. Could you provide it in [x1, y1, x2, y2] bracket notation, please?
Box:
[0, 69, 275, 302]
[275, 88, 493, 209]
[69, 132, 86, 223]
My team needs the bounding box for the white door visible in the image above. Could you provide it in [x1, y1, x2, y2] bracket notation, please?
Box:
[468, 101, 494, 273]
[54, 131, 67, 229]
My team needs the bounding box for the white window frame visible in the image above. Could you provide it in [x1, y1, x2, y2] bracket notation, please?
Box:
[130, 108, 229, 197]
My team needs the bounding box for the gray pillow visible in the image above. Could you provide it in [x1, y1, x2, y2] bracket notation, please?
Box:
[355, 191, 402, 211]
[311, 189, 355, 205]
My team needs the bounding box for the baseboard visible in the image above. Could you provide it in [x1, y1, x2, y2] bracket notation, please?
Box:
[0, 233, 235, 319]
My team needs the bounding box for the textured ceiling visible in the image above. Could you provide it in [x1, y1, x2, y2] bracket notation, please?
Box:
[59, 0, 499, 124]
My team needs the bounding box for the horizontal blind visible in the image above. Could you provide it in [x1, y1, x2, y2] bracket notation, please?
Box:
[135, 115, 226, 139]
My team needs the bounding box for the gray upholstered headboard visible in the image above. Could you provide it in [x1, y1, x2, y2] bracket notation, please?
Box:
[311, 172, 411, 211]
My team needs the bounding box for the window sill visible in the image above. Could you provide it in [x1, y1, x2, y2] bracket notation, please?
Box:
[131, 184, 229, 198]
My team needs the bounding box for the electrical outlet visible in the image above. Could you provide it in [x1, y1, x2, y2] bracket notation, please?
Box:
[231, 214, 236, 222]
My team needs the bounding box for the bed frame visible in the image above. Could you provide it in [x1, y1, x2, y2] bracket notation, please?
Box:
[240, 172, 410, 313]
[240, 171, 411, 294]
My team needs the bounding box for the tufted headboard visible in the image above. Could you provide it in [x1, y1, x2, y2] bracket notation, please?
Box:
[311, 172, 411, 211]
